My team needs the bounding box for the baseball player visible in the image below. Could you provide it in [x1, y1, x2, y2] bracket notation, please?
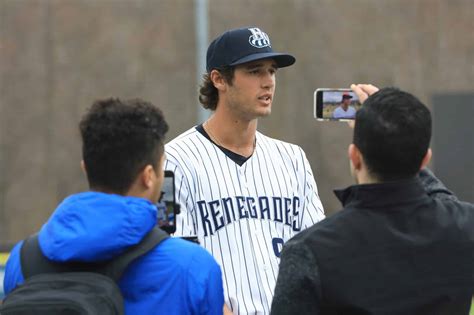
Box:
[333, 93, 356, 119]
[165, 27, 325, 315]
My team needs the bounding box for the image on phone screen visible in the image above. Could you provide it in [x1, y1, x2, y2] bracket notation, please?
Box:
[156, 170, 176, 234]
[314, 89, 362, 120]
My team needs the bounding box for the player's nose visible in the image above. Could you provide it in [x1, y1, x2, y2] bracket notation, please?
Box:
[261, 72, 275, 90]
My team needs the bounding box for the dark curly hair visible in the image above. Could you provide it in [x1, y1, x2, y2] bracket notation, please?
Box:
[199, 66, 235, 110]
[79, 98, 169, 194]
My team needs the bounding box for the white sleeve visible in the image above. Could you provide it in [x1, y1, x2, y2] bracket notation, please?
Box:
[298, 148, 325, 231]
[164, 157, 197, 237]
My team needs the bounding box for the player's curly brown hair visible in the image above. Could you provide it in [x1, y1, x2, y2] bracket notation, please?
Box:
[198, 66, 235, 110]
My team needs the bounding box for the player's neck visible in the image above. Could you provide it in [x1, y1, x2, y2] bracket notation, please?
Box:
[204, 112, 257, 157]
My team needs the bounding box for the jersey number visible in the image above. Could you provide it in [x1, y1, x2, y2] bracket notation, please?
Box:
[272, 237, 284, 257]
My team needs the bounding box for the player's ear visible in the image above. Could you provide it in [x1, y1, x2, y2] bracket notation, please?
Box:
[210, 69, 227, 91]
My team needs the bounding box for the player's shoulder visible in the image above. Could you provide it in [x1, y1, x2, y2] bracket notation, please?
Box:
[165, 126, 208, 156]
[257, 131, 305, 156]
[166, 126, 201, 148]
[165, 126, 211, 173]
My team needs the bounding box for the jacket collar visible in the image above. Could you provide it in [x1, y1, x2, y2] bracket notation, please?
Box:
[334, 176, 429, 209]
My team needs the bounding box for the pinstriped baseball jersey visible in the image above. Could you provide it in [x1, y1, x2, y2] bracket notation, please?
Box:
[165, 126, 325, 315]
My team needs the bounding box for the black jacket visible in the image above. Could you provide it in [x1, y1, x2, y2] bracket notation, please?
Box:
[271, 169, 474, 315]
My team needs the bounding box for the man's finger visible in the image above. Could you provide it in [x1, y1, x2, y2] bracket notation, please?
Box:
[350, 84, 369, 103]
[358, 84, 379, 96]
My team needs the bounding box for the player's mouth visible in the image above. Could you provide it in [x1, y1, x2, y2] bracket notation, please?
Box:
[258, 94, 272, 105]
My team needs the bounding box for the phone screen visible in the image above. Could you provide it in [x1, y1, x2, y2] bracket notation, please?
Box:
[156, 170, 176, 234]
[314, 89, 362, 120]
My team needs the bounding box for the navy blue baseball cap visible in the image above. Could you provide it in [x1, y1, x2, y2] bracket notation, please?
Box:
[206, 27, 296, 72]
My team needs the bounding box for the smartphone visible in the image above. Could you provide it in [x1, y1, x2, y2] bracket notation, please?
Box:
[156, 170, 178, 234]
[314, 88, 362, 121]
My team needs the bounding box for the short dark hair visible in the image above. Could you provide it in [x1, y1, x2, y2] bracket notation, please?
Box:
[353, 87, 431, 181]
[79, 98, 169, 194]
[199, 66, 235, 110]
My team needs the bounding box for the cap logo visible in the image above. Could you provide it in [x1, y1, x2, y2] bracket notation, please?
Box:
[248, 27, 271, 49]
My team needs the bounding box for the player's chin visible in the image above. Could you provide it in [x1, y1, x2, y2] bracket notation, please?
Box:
[256, 106, 272, 117]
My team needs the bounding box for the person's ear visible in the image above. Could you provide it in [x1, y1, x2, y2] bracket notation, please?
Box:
[348, 144, 362, 170]
[420, 148, 432, 170]
[210, 69, 227, 91]
[141, 165, 155, 189]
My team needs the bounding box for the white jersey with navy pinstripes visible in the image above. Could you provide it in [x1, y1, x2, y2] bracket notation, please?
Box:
[165, 126, 325, 315]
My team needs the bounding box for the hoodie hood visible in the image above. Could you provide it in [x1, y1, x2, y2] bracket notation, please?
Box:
[38, 191, 157, 262]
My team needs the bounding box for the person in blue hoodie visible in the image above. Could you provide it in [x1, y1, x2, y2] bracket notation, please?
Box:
[3, 98, 224, 314]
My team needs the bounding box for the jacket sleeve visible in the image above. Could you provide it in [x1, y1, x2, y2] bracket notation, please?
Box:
[271, 239, 321, 315]
[202, 260, 224, 315]
[188, 249, 224, 315]
[418, 168, 458, 201]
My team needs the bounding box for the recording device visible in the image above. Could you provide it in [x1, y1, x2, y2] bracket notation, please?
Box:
[156, 170, 179, 234]
[157, 171, 199, 243]
[314, 88, 362, 121]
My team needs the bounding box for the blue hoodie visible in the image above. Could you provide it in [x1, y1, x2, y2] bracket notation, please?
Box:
[4, 192, 224, 314]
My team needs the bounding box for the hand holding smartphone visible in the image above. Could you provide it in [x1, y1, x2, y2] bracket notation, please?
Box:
[157, 170, 199, 243]
[314, 88, 362, 121]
